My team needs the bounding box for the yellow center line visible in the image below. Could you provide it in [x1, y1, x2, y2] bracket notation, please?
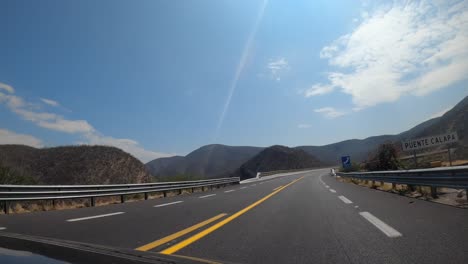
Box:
[135, 213, 227, 252]
[273, 185, 283, 191]
[160, 176, 304, 255]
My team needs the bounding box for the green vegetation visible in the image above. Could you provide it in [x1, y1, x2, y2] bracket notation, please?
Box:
[0, 165, 37, 185]
[341, 162, 361, 172]
[365, 143, 401, 171]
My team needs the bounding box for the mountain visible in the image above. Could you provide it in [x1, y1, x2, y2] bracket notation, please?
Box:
[147, 96, 468, 178]
[232, 145, 325, 180]
[146, 144, 264, 179]
[298, 96, 468, 164]
[0, 145, 152, 185]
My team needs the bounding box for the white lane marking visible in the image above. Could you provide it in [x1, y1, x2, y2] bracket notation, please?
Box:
[338, 195, 353, 204]
[199, 194, 216, 199]
[154, 201, 183, 207]
[224, 190, 235, 193]
[355, 205, 359, 208]
[67, 212, 125, 222]
[250, 184, 256, 187]
[329, 189, 337, 193]
[325, 185, 330, 188]
[259, 182, 264, 185]
[359, 212, 402, 238]
[273, 186, 283, 191]
[0, 227, 6, 230]
[319, 174, 327, 186]
[240, 187, 247, 189]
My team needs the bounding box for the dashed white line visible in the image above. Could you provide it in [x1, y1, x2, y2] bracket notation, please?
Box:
[359, 212, 402, 238]
[325, 185, 330, 188]
[338, 195, 353, 204]
[0, 227, 6, 230]
[329, 189, 337, 193]
[199, 194, 216, 199]
[66, 212, 125, 222]
[224, 190, 235, 193]
[354, 205, 359, 208]
[250, 184, 257, 187]
[273, 186, 283, 191]
[259, 182, 264, 185]
[240, 187, 247, 189]
[154, 201, 183, 207]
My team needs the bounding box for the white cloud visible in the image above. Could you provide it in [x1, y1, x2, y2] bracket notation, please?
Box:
[309, 1, 468, 109]
[304, 83, 335, 97]
[83, 133, 173, 163]
[0, 82, 14, 93]
[0, 128, 43, 148]
[314, 107, 346, 119]
[267, 57, 289, 81]
[0, 93, 94, 134]
[298, 124, 312, 129]
[0, 82, 173, 162]
[40, 98, 60, 107]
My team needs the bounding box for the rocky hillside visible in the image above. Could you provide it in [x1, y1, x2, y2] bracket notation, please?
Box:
[232, 145, 325, 180]
[0, 145, 152, 185]
[146, 144, 263, 179]
[299, 95, 468, 163]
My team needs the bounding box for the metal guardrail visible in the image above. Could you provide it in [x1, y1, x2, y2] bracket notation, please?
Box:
[0, 177, 240, 214]
[336, 165, 468, 199]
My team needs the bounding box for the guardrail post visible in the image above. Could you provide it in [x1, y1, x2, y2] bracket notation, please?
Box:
[430, 186, 438, 199]
[120, 195, 125, 203]
[191, 187, 194, 193]
[466, 189, 468, 201]
[179, 189, 182, 195]
[163, 191, 167, 197]
[91, 197, 95, 207]
[3, 202, 9, 214]
[144, 192, 148, 200]
[52, 199, 56, 209]
[391, 183, 396, 189]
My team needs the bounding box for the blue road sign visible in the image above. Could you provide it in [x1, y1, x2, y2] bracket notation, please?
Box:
[341, 156, 351, 168]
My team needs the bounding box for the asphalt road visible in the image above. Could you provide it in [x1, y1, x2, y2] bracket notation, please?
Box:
[1, 169, 467, 263]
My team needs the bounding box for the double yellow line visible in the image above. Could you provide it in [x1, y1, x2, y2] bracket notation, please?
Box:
[136, 176, 304, 254]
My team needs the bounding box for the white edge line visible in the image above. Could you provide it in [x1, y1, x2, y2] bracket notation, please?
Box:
[199, 194, 216, 199]
[359, 212, 402, 238]
[338, 195, 353, 204]
[67, 212, 125, 222]
[240, 187, 247, 189]
[154, 201, 184, 207]
[329, 189, 337, 193]
[0, 227, 6, 230]
[224, 190, 235, 193]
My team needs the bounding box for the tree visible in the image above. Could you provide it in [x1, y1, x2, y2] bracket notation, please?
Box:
[365, 143, 401, 171]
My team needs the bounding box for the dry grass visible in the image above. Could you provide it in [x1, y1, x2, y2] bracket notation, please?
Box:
[337, 176, 468, 207]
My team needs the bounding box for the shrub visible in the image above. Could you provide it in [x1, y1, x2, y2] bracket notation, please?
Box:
[365, 143, 401, 171]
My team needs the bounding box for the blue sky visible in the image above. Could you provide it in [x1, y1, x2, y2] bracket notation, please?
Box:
[1, 0, 467, 162]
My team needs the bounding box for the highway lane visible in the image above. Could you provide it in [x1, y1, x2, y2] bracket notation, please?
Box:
[1, 169, 467, 263]
[0, 170, 308, 250]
